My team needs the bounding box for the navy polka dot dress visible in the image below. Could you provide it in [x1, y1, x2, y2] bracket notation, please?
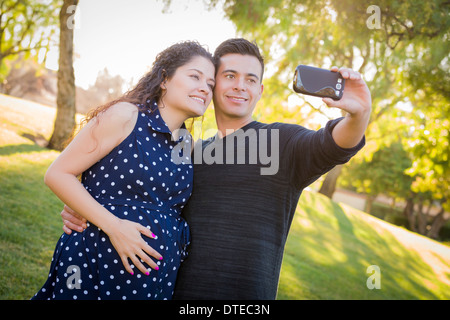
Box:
[32, 102, 192, 300]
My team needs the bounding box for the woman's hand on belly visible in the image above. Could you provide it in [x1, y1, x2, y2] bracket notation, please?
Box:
[106, 218, 163, 275]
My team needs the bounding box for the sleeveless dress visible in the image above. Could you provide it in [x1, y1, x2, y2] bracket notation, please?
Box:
[32, 102, 192, 300]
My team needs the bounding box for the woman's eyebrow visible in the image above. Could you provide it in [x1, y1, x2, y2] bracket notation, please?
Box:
[188, 68, 204, 74]
[189, 68, 215, 83]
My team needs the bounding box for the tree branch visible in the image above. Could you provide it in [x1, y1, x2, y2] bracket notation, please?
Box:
[3, 45, 49, 57]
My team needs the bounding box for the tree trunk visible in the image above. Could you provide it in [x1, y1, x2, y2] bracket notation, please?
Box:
[403, 197, 416, 232]
[427, 207, 446, 239]
[365, 195, 375, 214]
[318, 165, 343, 198]
[47, 0, 79, 151]
[417, 201, 428, 235]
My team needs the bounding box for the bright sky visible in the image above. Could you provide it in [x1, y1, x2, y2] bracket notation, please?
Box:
[43, 0, 339, 124]
[46, 0, 237, 89]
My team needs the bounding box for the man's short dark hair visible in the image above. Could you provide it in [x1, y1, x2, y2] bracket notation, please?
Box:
[213, 38, 265, 81]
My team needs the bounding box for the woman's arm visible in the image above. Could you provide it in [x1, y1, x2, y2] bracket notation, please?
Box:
[45, 102, 162, 275]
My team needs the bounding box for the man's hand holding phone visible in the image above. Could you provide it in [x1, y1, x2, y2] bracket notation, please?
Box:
[293, 64, 371, 149]
[322, 66, 371, 119]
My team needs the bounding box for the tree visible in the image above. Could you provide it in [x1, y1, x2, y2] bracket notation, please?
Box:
[3, 53, 57, 107]
[340, 142, 413, 214]
[92, 68, 125, 103]
[205, 0, 449, 199]
[318, 164, 343, 198]
[401, 57, 450, 238]
[47, 0, 78, 151]
[75, 68, 126, 114]
[0, 0, 61, 91]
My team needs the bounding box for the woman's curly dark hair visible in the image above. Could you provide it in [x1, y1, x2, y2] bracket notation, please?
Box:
[81, 40, 214, 126]
[63, 41, 214, 149]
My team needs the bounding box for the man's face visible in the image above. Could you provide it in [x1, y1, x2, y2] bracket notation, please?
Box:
[212, 53, 264, 122]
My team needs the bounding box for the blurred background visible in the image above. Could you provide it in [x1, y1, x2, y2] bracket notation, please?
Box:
[0, 0, 449, 300]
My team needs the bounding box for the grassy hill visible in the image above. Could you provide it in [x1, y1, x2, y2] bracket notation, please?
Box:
[0, 93, 449, 300]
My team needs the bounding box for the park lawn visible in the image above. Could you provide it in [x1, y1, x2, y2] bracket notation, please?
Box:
[278, 191, 450, 299]
[0, 93, 449, 300]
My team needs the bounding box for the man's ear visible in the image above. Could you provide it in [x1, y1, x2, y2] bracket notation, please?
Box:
[257, 83, 264, 100]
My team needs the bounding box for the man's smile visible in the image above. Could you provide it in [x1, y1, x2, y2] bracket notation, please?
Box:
[226, 95, 248, 103]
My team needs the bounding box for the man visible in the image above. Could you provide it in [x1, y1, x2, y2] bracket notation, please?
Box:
[61, 38, 371, 299]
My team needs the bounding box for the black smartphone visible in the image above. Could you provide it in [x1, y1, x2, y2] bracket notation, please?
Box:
[293, 65, 345, 100]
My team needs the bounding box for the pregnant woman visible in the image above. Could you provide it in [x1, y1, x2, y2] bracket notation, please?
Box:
[32, 41, 215, 300]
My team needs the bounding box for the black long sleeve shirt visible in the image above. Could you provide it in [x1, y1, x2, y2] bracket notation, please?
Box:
[173, 118, 365, 299]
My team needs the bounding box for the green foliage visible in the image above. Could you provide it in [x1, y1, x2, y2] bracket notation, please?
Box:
[401, 37, 450, 209]
[0, 0, 62, 83]
[404, 109, 450, 207]
[208, 0, 450, 211]
[340, 142, 413, 200]
[212, 0, 449, 115]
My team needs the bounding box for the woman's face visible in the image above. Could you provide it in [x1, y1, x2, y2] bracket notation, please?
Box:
[160, 56, 215, 118]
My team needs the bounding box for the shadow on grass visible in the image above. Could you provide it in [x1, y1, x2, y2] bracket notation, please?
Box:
[279, 191, 446, 299]
[0, 143, 47, 156]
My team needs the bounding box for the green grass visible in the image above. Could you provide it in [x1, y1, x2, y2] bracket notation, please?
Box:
[1, 93, 449, 300]
[278, 192, 450, 299]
